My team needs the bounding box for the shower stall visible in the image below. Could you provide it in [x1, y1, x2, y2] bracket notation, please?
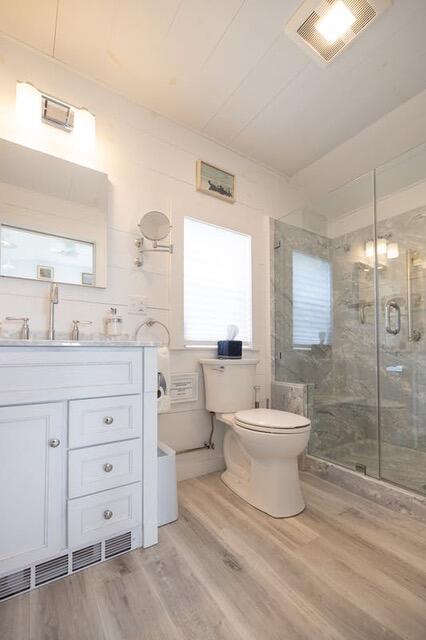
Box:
[273, 142, 426, 496]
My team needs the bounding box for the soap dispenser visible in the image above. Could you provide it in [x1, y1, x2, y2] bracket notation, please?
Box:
[105, 307, 123, 337]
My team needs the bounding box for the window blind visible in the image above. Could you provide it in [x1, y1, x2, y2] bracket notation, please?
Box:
[292, 250, 332, 347]
[184, 217, 252, 345]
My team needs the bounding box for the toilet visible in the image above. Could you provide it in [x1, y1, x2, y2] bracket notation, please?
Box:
[200, 359, 311, 518]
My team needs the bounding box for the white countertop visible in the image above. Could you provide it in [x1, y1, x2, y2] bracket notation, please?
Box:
[0, 339, 160, 347]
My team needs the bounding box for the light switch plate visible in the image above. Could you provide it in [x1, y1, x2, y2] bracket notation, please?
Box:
[129, 295, 148, 315]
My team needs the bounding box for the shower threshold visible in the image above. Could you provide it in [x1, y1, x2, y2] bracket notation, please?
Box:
[313, 438, 426, 496]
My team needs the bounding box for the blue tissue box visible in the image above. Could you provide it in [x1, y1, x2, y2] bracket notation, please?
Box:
[217, 340, 242, 359]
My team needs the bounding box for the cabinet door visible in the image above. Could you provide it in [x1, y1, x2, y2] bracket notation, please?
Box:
[0, 403, 66, 575]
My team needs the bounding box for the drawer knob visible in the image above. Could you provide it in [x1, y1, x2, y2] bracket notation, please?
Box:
[103, 416, 114, 425]
[48, 438, 61, 448]
[103, 462, 113, 473]
[103, 509, 113, 520]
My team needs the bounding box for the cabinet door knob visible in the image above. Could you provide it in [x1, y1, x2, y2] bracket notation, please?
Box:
[103, 416, 114, 425]
[49, 438, 61, 448]
[103, 463, 113, 473]
[103, 509, 113, 520]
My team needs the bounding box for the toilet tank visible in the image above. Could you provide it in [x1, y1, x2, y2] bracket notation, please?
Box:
[200, 359, 259, 413]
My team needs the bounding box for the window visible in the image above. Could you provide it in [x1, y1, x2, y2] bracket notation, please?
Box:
[184, 217, 252, 345]
[292, 250, 332, 347]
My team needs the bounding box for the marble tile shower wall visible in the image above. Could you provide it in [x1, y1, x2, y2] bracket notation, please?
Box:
[377, 207, 426, 453]
[274, 220, 333, 391]
[274, 213, 426, 471]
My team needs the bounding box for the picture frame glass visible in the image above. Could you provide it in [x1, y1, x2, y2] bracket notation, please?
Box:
[197, 161, 234, 201]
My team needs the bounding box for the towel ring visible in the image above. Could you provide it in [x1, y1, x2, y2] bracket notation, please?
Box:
[134, 318, 171, 347]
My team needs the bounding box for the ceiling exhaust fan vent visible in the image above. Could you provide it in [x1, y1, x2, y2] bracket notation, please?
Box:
[285, 0, 391, 65]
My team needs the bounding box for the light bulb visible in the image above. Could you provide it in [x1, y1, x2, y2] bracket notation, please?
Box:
[387, 242, 399, 259]
[377, 238, 387, 255]
[315, 1, 356, 45]
[365, 240, 375, 258]
[365, 238, 387, 258]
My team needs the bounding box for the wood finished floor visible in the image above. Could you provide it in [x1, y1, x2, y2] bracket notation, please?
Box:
[1, 472, 425, 640]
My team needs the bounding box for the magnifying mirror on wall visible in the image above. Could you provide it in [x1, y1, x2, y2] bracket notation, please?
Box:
[135, 211, 173, 267]
[138, 211, 171, 241]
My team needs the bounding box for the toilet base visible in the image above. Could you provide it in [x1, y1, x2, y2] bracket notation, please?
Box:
[221, 465, 306, 519]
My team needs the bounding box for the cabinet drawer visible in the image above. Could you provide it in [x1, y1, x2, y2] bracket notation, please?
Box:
[68, 483, 142, 548]
[68, 440, 142, 499]
[0, 349, 143, 405]
[69, 395, 142, 447]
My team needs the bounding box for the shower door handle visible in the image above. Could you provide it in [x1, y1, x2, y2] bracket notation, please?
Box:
[406, 249, 422, 342]
[385, 300, 401, 335]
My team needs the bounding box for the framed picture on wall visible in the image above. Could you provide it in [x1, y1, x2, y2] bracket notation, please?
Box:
[37, 265, 54, 281]
[81, 272, 94, 286]
[196, 160, 235, 203]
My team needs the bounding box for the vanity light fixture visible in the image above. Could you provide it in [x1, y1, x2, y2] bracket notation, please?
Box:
[16, 82, 95, 151]
[41, 94, 74, 131]
[285, 0, 392, 65]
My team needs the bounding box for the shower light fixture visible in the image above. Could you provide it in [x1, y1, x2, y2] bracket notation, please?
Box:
[386, 242, 399, 259]
[16, 82, 95, 151]
[365, 240, 375, 258]
[377, 238, 387, 256]
[365, 238, 388, 258]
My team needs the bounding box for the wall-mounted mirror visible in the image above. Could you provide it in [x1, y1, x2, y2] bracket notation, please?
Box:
[135, 210, 173, 267]
[138, 210, 171, 241]
[0, 139, 108, 288]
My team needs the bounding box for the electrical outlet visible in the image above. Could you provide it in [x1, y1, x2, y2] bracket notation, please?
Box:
[129, 296, 148, 315]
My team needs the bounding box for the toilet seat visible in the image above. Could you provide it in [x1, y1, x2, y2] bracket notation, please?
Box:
[234, 409, 311, 435]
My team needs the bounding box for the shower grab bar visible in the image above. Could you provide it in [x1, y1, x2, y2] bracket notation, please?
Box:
[385, 300, 401, 335]
[406, 250, 421, 342]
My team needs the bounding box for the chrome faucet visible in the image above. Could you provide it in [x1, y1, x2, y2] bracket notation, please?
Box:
[71, 320, 92, 341]
[5, 317, 30, 340]
[48, 283, 59, 340]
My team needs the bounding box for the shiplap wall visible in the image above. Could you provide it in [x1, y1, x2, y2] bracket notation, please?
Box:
[0, 35, 305, 479]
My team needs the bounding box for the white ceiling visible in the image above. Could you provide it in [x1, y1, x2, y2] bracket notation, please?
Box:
[1, 0, 426, 177]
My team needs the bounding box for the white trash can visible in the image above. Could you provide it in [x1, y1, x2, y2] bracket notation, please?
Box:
[157, 441, 178, 527]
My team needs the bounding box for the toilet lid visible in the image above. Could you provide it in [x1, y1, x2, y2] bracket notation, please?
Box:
[235, 409, 310, 430]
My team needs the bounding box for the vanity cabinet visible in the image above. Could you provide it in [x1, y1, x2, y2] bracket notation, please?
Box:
[0, 344, 158, 602]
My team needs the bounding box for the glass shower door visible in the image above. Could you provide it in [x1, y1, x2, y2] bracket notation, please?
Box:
[375, 143, 426, 494]
[274, 170, 380, 478]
